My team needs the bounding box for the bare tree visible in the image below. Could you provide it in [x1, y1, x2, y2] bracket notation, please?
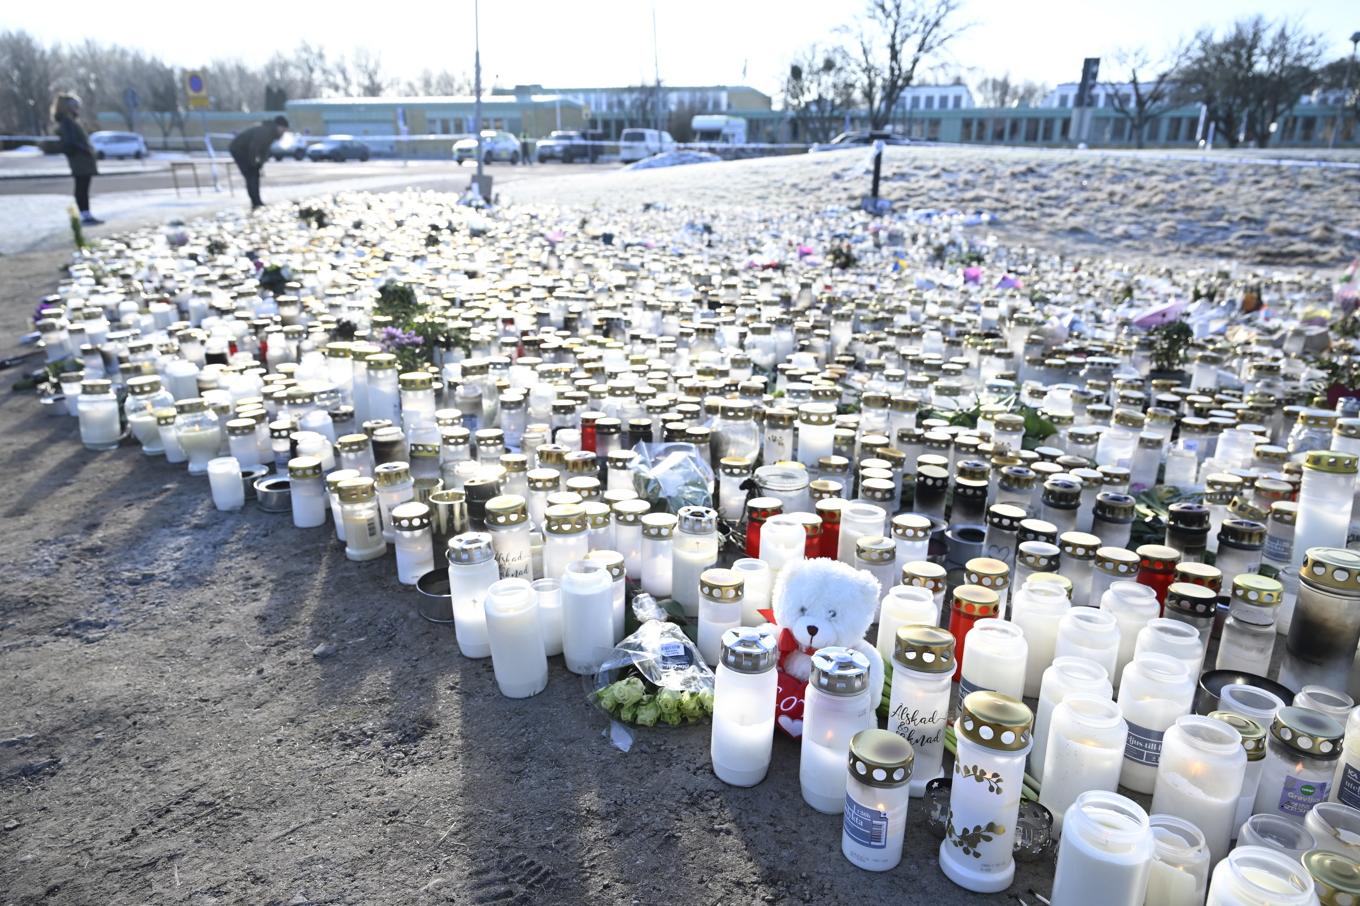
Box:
[0, 29, 56, 135]
[783, 45, 858, 142]
[205, 58, 268, 111]
[1102, 46, 1184, 148]
[1179, 17, 1323, 147]
[845, 0, 966, 130]
[975, 73, 1048, 108]
[404, 69, 471, 96]
[350, 49, 387, 97]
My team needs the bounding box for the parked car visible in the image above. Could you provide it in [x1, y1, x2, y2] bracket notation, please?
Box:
[536, 130, 594, 163]
[617, 128, 675, 163]
[453, 130, 521, 164]
[270, 134, 308, 161]
[305, 137, 371, 162]
[809, 131, 910, 153]
[89, 131, 147, 160]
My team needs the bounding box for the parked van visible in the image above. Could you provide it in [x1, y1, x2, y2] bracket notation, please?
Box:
[617, 128, 676, 163]
[691, 115, 747, 145]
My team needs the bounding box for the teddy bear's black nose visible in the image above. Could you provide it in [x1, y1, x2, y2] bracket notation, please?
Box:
[806, 625, 819, 638]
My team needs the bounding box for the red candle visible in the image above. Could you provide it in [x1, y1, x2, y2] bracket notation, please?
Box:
[744, 497, 782, 560]
[948, 584, 1000, 683]
[1136, 543, 1181, 614]
[815, 498, 843, 559]
[580, 411, 599, 454]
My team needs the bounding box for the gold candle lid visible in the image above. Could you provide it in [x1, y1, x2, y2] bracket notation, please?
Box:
[1232, 573, 1283, 607]
[288, 456, 322, 480]
[543, 503, 587, 535]
[390, 501, 432, 532]
[951, 583, 1000, 618]
[1305, 451, 1359, 475]
[1305, 850, 1360, 904]
[699, 567, 744, 600]
[1095, 546, 1140, 576]
[957, 691, 1033, 752]
[374, 461, 411, 487]
[1208, 711, 1266, 762]
[902, 561, 947, 593]
[1058, 531, 1100, 560]
[587, 549, 625, 582]
[484, 494, 529, 527]
[964, 557, 1009, 592]
[848, 728, 915, 790]
[612, 498, 652, 526]
[336, 476, 376, 503]
[855, 535, 895, 564]
[641, 512, 677, 539]
[1301, 548, 1360, 594]
[1270, 706, 1343, 758]
[893, 624, 955, 674]
[891, 513, 932, 541]
[1165, 581, 1218, 618]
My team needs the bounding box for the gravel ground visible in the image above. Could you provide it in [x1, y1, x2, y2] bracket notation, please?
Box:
[0, 144, 1349, 904]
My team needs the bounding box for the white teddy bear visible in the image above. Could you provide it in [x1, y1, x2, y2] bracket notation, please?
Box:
[761, 558, 886, 738]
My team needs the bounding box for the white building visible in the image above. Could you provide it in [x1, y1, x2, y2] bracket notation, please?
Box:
[896, 84, 975, 112]
[1041, 82, 1144, 109]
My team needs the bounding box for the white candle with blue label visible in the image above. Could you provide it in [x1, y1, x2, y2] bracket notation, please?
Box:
[1116, 654, 1196, 795]
[842, 729, 913, 872]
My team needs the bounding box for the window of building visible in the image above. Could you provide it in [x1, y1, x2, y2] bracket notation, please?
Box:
[1024, 118, 1039, 142]
[911, 96, 920, 110]
[991, 118, 1005, 142]
[925, 96, 935, 110]
[1166, 117, 1181, 142]
[1059, 117, 1070, 139]
[928, 118, 940, 140]
[1111, 118, 1127, 140]
[1007, 119, 1020, 142]
[953, 96, 962, 109]
[1041, 118, 1054, 142]
[961, 118, 973, 141]
[1059, 94, 1070, 108]
[1299, 116, 1316, 141]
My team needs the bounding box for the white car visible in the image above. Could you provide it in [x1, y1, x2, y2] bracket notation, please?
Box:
[618, 128, 675, 163]
[453, 130, 521, 165]
[90, 131, 147, 160]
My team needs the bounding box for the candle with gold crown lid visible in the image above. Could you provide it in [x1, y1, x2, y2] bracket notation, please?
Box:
[886, 623, 954, 797]
[1281, 548, 1360, 693]
[1010, 576, 1072, 697]
[902, 560, 948, 622]
[697, 568, 744, 668]
[842, 728, 915, 872]
[939, 691, 1034, 894]
[1059, 531, 1101, 607]
[948, 584, 1000, 683]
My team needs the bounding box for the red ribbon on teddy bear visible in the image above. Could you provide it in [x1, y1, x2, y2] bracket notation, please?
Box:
[759, 607, 817, 729]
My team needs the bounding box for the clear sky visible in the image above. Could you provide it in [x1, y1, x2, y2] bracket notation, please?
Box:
[10, 0, 1359, 98]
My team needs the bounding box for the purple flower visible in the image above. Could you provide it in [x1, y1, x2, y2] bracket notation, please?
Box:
[379, 326, 424, 350]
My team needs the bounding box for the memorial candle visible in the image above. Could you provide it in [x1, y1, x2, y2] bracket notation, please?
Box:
[1039, 696, 1128, 836]
[1048, 791, 1154, 906]
[1150, 715, 1247, 866]
[483, 578, 549, 699]
[886, 624, 954, 797]
[1118, 654, 1197, 795]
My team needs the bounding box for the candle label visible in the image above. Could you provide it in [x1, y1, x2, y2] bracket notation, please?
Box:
[842, 796, 888, 849]
[1338, 762, 1360, 808]
[1123, 721, 1165, 766]
[957, 677, 990, 700]
[889, 704, 945, 750]
[1277, 776, 1330, 817]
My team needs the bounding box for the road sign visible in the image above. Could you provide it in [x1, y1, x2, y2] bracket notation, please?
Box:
[185, 71, 210, 111]
[123, 87, 140, 111]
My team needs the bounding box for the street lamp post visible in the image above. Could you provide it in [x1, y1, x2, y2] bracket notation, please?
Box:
[473, 0, 484, 186]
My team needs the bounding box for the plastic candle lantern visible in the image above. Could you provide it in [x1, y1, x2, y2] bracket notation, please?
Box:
[710, 627, 778, 787]
[374, 462, 415, 542]
[1150, 715, 1248, 866]
[484, 495, 532, 580]
[1039, 696, 1128, 837]
[717, 456, 751, 522]
[583, 501, 613, 552]
[611, 499, 650, 578]
[743, 497, 782, 560]
[124, 375, 173, 455]
[891, 513, 933, 565]
[796, 403, 836, 467]
[1099, 580, 1160, 687]
[483, 578, 548, 699]
[207, 456, 244, 512]
[1205, 845, 1316, 906]
[77, 378, 122, 451]
[337, 477, 386, 562]
[1216, 520, 1267, 591]
[559, 559, 615, 676]
[1041, 477, 1082, 534]
[1166, 503, 1211, 564]
[1010, 578, 1071, 697]
[391, 502, 434, 586]
[446, 533, 498, 658]
[584, 550, 626, 640]
[981, 504, 1025, 572]
[837, 503, 887, 565]
[886, 624, 954, 797]
[853, 536, 897, 599]
[1163, 581, 1219, 654]
[697, 569, 744, 668]
[1334, 707, 1360, 810]
[947, 584, 1000, 683]
[1090, 547, 1141, 610]
[1031, 656, 1114, 783]
[1048, 791, 1155, 906]
[902, 561, 948, 621]
[640, 513, 677, 600]
[1013, 540, 1060, 597]
[1117, 653, 1197, 795]
[1302, 849, 1360, 906]
[959, 618, 1027, 701]
[1206, 710, 1268, 842]
[1058, 531, 1101, 607]
[1134, 618, 1205, 681]
[1292, 452, 1359, 572]
[155, 408, 186, 464]
[1304, 802, 1360, 861]
[939, 691, 1034, 894]
[800, 647, 874, 814]
[1091, 492, 1136, 551]
[816, 499, 843, 559]
[876, 585, 938, 664]
[1136, 544, 1182, 610]
[913, 465, 948, 521]
[288, 456, 327, 529]
[672, 506, 719, 619]
[762, 408, 795, 465]
[842, 729, 915, 872]
[542, 504, 590, 581]
[175, 397, 222, 473]
[533, 578, 563, 657]
[1146, 814, 1211, 906]
[1253, 706, 1344, 821]
[1053, 607, 1121, 682]
[1216, 575, 1283, 674]
[760, 513, 807, 577]
[1281, 548, 1360, 694]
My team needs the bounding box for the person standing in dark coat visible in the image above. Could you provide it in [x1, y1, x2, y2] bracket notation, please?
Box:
[52, 94, 101, 225]
[229, 115, 289, 210]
